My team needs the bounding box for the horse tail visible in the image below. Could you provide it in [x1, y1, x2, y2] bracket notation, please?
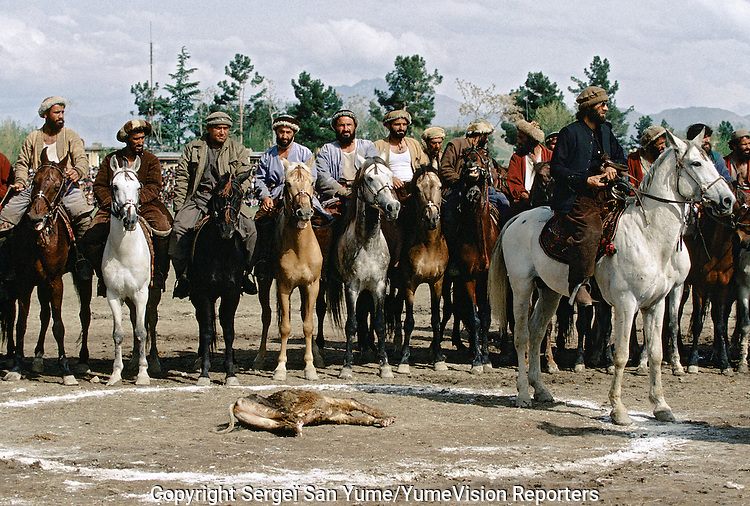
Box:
[213, 403, 238, 434]
[326, 267, 345, 329]
[488, 223, 511, 331]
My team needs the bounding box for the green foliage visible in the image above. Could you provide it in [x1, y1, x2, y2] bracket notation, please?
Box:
[715, 120, 734, 155]
[500, 121, 517, 146]
[660, 118, 673, 132]
[630, 115, 653, 147]
[130, 81, 171, 150]
[162, 47, 201, 150]
[369, 55, 443, 130]
[288, 71, 343, 151]
[512, 71, 564, 121]
[533, 102, 573, 139]
[569, 56, 632, 144]
[213, 53, 265, 145]
[0, 117, 32, 163]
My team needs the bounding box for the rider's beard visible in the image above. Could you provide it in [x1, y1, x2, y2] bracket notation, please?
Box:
[739, 149, 750, 163]
[277, 136, 293, 150]
[336, 130, 355, 145]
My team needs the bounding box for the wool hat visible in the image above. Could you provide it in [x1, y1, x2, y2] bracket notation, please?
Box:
[421, 126, 446, 141]
[730, 128, 750, 145]
[545, 132, 559, 141]
[38, 96, 67, 118]
[117, 119, 152, 143]
[205, 111, 233, 127]
[383, 109, 412, 126]
[515, 119, 545, 144]
[272, 113, 300, 133]
[640, 126, 666, 148]
[330, 109, 358, 129]
[466, 120, 494, 136]
[686, 123, 712, 140]
[576, 86, 608, 109]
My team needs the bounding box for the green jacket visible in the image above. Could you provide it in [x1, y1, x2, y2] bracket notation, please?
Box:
[173, 136, 252, 217]
[15, 127, 89, 185]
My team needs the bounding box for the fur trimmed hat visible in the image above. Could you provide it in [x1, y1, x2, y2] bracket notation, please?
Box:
[330, 109, 358, 129]
[272, 113, 300, 133]
[466, 120, 494, 136]
[730, 128, 750, 147]
[38, 96, 67, 118]
[205, 111, 233, 127]
[383, 109, 412, 126]
[576, 86, 608, 109]
[640, 126, 666, 148]
[421, 126, 445, 141]
[117, 119, 152, 143]
[515, 119, 545, 144]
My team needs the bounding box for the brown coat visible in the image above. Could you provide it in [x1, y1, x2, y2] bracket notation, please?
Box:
[15, 127, 88, 185]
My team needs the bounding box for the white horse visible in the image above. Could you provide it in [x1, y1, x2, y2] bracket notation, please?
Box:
[102, 157, 151, 386]
[489, 130, 735, 425]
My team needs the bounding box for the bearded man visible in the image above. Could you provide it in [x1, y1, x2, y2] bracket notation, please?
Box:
[421, 126, 445, 172]
[507, 119, 553, 203]
[550, 86, 626, 305]
[373, 109, 428, 200]
[686, 123, 732, 182]
[627, 125, 666, 188]
[725, 128, 750, 192]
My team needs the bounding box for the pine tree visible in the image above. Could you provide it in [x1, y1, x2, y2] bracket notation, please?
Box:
[630, 115, 654, 148]
[213, 53, 264, 145]
[162, 47, 201, 150]
[511, 71, 565, 121]
[288, 71, 343, 150]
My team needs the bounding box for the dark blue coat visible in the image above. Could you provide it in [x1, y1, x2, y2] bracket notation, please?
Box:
[550, 120, 625, 213]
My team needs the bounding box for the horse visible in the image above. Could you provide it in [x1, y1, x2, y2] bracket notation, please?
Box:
[489, 130, 735, 425]
[188, 171, 251, 386]
[254, 159, 324, 381]
[735, 191, 750, 373]
[101, 157, 151, 386]
[391, 166, 449, 373]
[448, 146, 501, 373]
[3, 156, 82, 385]
[328, 157, 400, 379]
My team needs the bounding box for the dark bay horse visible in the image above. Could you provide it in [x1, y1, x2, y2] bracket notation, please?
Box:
[188, 171, 251, 386]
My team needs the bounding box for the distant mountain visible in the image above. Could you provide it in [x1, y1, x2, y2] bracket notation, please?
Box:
[626, 106, 749, 138]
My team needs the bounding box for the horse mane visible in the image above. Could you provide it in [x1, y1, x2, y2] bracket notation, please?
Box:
[342, 156, 388, 224]
[639, 145, 674, 192]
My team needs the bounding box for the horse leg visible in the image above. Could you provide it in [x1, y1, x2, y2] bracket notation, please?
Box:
[145, 286, 163, 377]
[5, 288, 32, 380]
[431, 278, 448, 371]
[642, 300, 675, 422]
[388, 288, 403, 355]
[106, 295, 125, 386]
[32, 287, 51, 374]
[50, 278, 76, 386]
[195, 297, 215, 386]
[711, 289, 733, 375]
[356, 292, 376, 362]
[253, 278, 273, 370]
[634, 314, 650, 375]
[738, 282, 750, 374]
[133, 288, 150, 386]
[477, 275, 493, 372]
[374, 285, 392, 379]
[687, 289, 708, 374]
[555, 301, 573, 368]
[339, 286, 358, 379]
[398, 284, 416, 375]
[74, 274, 92, 374]
[593, 302, 613, 372]
[511, 281, 534, 407]
[527, 287, 560, 403]
[219, 292, 241, 386]
[314, 279, 327, 366]
[465, 281, 484, 375]
[274, 284, 292, 381]
[574, 304, 593, 372]
[301, 281, 320, 380]
[665, 284, 685, 376]
[609, 299, 639, 425]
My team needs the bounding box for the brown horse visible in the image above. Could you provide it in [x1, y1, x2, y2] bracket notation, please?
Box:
[391, 167, 449, 373]
[3, 158, 79, 384]
[255, 160, 324, 380]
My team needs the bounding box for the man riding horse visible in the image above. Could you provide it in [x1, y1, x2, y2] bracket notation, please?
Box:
[627, 125, 667, 188]
[549, 86, 626, 306]
[81, 120, 173, 297]
[169, 111, 257, 299]
[507, 119, 553, 206]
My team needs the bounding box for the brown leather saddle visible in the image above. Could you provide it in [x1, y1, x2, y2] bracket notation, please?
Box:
[540, 200, 627, 264]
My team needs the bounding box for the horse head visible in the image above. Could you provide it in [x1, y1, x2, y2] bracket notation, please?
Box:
[355, 157, 400, 221]
[28, 153, 69, 231]
[664, 129, 735, 215]
[460, 147, 491, 203]
[282, 158, 315, 227]
[529, 161, 554, 207]
[110, 156, 142, 231]
[210, 171, 250, 240]
[413, 167, 442, 230]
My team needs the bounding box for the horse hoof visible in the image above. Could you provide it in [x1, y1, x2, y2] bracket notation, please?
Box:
[380, 365, 394, 379]
[75, 363, 91, 374]
[397, 364, 410, 375]
[148, 360, 163, 378]
[252, 358, 265, 371]
[483, 363, 495, 373]
[63, 375, 78, 386]
[273, 369, 287, 381]
[313, 356, 325, 369]
[135, 375, 150, 386]
[516, 395, 532, 408]
[304, 368, 318, 381]
[225, 376, 240, 387]
[687, 365, 700, 374]
[535, 390, 554, 403]
[654, 408, 676, 423]
[434, 361, 448, 372]
[721, 368, 735, 377]
[546, 364, 559, 374]
[606, 365, 615, 375]
[3, 371, 21, 382]
[738, 363, 749, 374]
[197, 376, 211, 386]
[339, 367, 353, 380]
[470, 365, 484, 375]
[31, 358, 44, 374]
[106, 375, 121, 386]
[673, 365, 686, 376]
[635, 365, 648, 376]
[610, 409, 632, 426]
[574, 364, 585, 373]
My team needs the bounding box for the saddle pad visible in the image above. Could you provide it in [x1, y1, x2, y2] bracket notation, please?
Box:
[539, 201, 627, 265]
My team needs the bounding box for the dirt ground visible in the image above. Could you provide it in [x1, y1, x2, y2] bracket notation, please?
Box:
[1, 273, 749, 506]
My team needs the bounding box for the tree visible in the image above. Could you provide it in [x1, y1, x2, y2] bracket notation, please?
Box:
[369, 55, 443, 130]
[511, 71, 564, 121]
[660, 118, 674, 133]
[533, 102, 574, 138]
[569, 56, 633, 144]
[716, 120, 734, 156]
[213, 53, 264, 143]
[455, 79, 520, 128]
[130, 81, 170, 149]
[630, 115, 654, 147]
[0, 117, 32, 163]
[162, 47, 201, 150]
[288, 71, 343, 150]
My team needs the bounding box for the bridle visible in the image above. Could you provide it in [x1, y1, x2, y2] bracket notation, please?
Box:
[358, 161, 395, 209]
[213, 175, 242, 224]
[285, 167, 314, 220]
[110, 169, 141, 222]
[31, 162, 68, 230]
[415, 169, 441, 222]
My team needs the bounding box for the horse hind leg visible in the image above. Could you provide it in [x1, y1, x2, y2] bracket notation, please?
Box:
[219, 293, 241, 386]
[32, 287, 51, 374]
[253, 279, 273, 371]
[274, 286, 292, 382]
[145, 286, 163, 377]
[301, 282, 320, 380]
[527, 287, 560, 403]
[74, 273, 92, 374]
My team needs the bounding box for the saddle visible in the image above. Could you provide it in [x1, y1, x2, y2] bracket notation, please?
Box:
[539, 199, 627, 265]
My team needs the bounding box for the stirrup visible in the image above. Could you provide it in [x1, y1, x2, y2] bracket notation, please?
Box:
[173, 275, 190, 299]
[75, 255, 93, 281]
[243, 274, 258, 295]
[569, 282, 595, 306]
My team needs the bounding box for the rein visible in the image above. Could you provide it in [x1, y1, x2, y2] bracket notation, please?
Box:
[636, 149, 725, 206]
[32, 163, 69, 230]
[213, 174, 243, 224]
[110, 169, 141, 222]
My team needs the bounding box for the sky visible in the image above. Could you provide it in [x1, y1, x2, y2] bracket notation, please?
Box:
[2, 0, 750, 144]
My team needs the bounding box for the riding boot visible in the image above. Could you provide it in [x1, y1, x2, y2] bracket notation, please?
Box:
[152, 235, 170, 292]
[72, 214, 94, 281]
[253, 214, 275, 282]
[569, 279, 595, 306]
[172, 257, 190, 299]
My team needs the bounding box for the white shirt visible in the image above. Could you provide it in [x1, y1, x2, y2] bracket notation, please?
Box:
[389, 148, 412, 183]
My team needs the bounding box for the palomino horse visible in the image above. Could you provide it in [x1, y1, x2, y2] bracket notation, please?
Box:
[328, 157, 400, 379]
[101, 157, 151, 386]
[188, 171, 251, 386]
[450, 146, 500, 374]
[392, 166, 449, 373]
[490, 130, 735, 425]
[254, 159, 324, 381]
[3, 156, 81, 385]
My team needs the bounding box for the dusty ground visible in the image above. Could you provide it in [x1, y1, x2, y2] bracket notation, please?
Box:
[1, 273, 749, 505]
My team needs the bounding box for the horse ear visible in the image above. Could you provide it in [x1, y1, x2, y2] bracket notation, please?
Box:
[40, 147, 49, 165]
[59, 154, 69, 169]
[282, 159, 291, 171]
[109, 154, 121, 174]
[665, 129, 687, 157]
[305, 157, 314, 170]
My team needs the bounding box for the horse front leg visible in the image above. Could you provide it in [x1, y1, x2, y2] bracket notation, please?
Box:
[106, 294, 125, 386]
[195, 297, 215, 386]
[687, 288, 707, 373]
[477, 275, 493, 371]
[340, 286, 358, 379]
[464, 281, 483, 375]
[253, 278, 273, 370]
[75, 274, 92, 374]
[430, 278, 448, 371]
[133, 288, 151, 386]
[219, 292, 241, 386]
[145, 285, 163, 377]
[50, 278, 76, 386]
[609, 300, 639, 425]
[665, 284, 685, 376]
[373, 284, 393, 379]
[314, 279, 327, 366]
[574, 304, 593, 372]
[711, 289, 733, 375]
[642, 300, 675, 422]
[32, 287, 51, 375]
[398, 285, 416, 375]
[6, 287, 32, 380]
[301, 280, 321, 380]
[274, 284, 292, 381]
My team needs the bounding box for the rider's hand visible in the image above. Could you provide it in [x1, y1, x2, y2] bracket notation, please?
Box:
[65, 167, 79, 182]
[261, 196, 274, 212]
[392, 177, 404, 189]
[11, 181, 26, 191]
[335, 186, 352, 198]
[586, 173, 610, 189]
[601, 164, 618, 181]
